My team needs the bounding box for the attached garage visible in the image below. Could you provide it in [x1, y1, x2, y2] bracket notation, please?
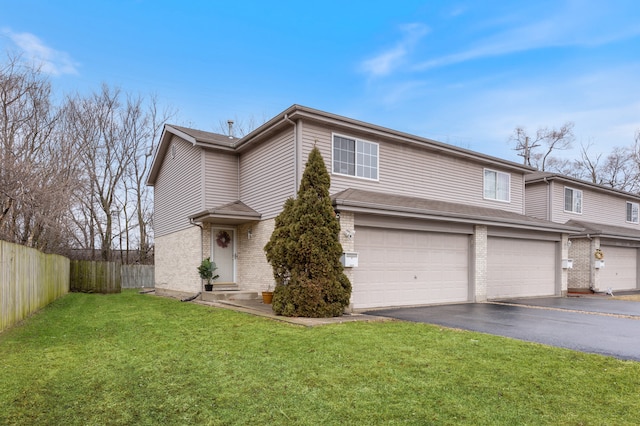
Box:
[487, 237, 557, 299]
[599, 246, 638, 291]
[352, 227, 469, 309]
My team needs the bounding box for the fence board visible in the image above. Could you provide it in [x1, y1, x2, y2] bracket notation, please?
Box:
[0, 240, 69, 333]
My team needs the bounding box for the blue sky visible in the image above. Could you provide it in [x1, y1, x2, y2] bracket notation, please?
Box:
[1, 0, 639, 162]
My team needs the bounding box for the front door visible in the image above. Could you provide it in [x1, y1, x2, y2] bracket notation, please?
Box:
[212, 228, 235, 283]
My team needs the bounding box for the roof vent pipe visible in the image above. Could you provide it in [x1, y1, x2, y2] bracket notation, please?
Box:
[227, 120, 234, 138]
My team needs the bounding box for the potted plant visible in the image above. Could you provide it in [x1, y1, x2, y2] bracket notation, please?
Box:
[197, 257, 219, 291]
[262, 283, 274, 304]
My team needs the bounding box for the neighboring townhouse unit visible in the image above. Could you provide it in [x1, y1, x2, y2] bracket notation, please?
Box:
[525, 172, 640, 293]
[147, 105, 576, 310]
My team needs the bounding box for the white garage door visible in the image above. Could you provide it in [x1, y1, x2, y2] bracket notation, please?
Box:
[599, 246, 637, 291]
[487, 238, 556, 299]
[353, 227, 469, 309]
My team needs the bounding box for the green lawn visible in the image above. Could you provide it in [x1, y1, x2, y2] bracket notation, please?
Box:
[1, 291, 638, 425]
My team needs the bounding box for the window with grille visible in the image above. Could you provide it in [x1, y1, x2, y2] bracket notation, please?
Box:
[332, 134, 378, 180]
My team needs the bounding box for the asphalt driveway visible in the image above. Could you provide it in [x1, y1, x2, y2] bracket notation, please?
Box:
[366, 297, 640, 361]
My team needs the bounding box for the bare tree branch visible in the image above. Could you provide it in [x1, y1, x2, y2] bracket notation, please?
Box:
[510, 122, 574, 170]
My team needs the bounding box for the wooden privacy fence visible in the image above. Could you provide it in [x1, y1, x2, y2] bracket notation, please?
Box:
[121, 265, 154, 289]
[70, 260, 122, 293]
[69, 262, 155, 293]
[0, 240, 70, 333]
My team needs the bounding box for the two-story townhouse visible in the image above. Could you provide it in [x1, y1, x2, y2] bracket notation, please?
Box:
[525, 172, 640, 293]
[147, 105, 577, 310]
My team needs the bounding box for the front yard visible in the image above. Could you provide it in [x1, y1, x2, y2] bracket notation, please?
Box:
[1, 290, 639, 425]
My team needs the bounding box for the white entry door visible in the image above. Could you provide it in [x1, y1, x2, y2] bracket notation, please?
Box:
[212, 228, 235, 283]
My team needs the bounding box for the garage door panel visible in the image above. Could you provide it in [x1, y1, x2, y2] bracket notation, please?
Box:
[599, 246, 637, 291]
[353, 227, 469, 309]
[487, 238, 556, 299]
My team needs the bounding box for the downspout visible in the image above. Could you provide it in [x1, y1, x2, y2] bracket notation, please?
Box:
[543, 177, 551, 221]
[190, 218, 205, 298]
[585, 233, 596, 293]
[284, 114, 299, 194]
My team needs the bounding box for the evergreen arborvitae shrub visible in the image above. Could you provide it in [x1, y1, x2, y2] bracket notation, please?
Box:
[264, 147, 351, 317]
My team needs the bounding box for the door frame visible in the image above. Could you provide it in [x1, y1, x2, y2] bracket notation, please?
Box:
[210, 226, 237, 283]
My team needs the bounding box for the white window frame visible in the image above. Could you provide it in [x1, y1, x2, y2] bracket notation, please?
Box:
[627, 201, 639, 224]
[483, 169, 510, 202]
[564, 186, 583, 214]
[332, 133, 379, 181]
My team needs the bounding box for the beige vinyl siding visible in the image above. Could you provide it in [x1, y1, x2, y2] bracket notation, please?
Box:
[154, 136, 203, 237]
[240, 129, 295, 219]
[203, 150, 239, 208]
[551, 181, 640, 229]
[300, 122, 524, 214]
[524, 181, 549, 220]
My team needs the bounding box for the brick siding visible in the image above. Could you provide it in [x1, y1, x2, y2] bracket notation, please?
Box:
[155, 226, 202, 293]
[568, 237, 593, 291]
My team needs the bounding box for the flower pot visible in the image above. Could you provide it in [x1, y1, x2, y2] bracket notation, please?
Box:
[204, 284, 214, 291]
[262, 291, 273, 304]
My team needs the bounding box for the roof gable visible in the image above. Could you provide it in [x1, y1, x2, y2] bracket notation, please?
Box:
[147, 124, 238, 185]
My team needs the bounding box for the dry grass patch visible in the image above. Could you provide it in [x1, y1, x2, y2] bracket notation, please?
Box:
[613, 294, 640, 301]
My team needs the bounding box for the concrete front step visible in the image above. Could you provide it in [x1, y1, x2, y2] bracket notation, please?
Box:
[201, 290, 260, 302]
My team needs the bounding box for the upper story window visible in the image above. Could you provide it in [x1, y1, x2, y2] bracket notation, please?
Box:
[483, 169, 510, 202]
[332, 134, 379, 180]
[564, 187, 582, 214]
[627, 202, 639, 223]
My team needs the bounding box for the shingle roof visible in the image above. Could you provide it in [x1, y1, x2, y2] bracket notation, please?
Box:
[566, 219, 640, 241]
[332, 188, 580, 233]
[168, 125, 238, 146]
[189, 201, 261, 224]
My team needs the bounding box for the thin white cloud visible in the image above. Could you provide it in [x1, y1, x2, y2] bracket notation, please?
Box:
[431, 64, 640, 159]
[361, 23, 429, 78]
[2, 28, 79, 76]
[413, 2, 640, 72]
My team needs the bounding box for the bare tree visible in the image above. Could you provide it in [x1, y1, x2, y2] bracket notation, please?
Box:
[64, 86, 172, 262]
[123, 94, 175, 263]
[600, 146, 638, 192]
[572, 143, 602, 183]
[511, 122, 575, 171]
[0, 51, 171, 261]
[0, 54, 81, 252]
[565, 142, 638, 193]
[66, 85, 136, 260]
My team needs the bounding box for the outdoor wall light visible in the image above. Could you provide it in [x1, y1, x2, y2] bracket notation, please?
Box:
[343, 229, 355, 239]
[247, 228, 252, 240]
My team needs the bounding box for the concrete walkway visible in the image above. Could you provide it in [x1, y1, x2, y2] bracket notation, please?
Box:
[194, 298, 390, 327]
